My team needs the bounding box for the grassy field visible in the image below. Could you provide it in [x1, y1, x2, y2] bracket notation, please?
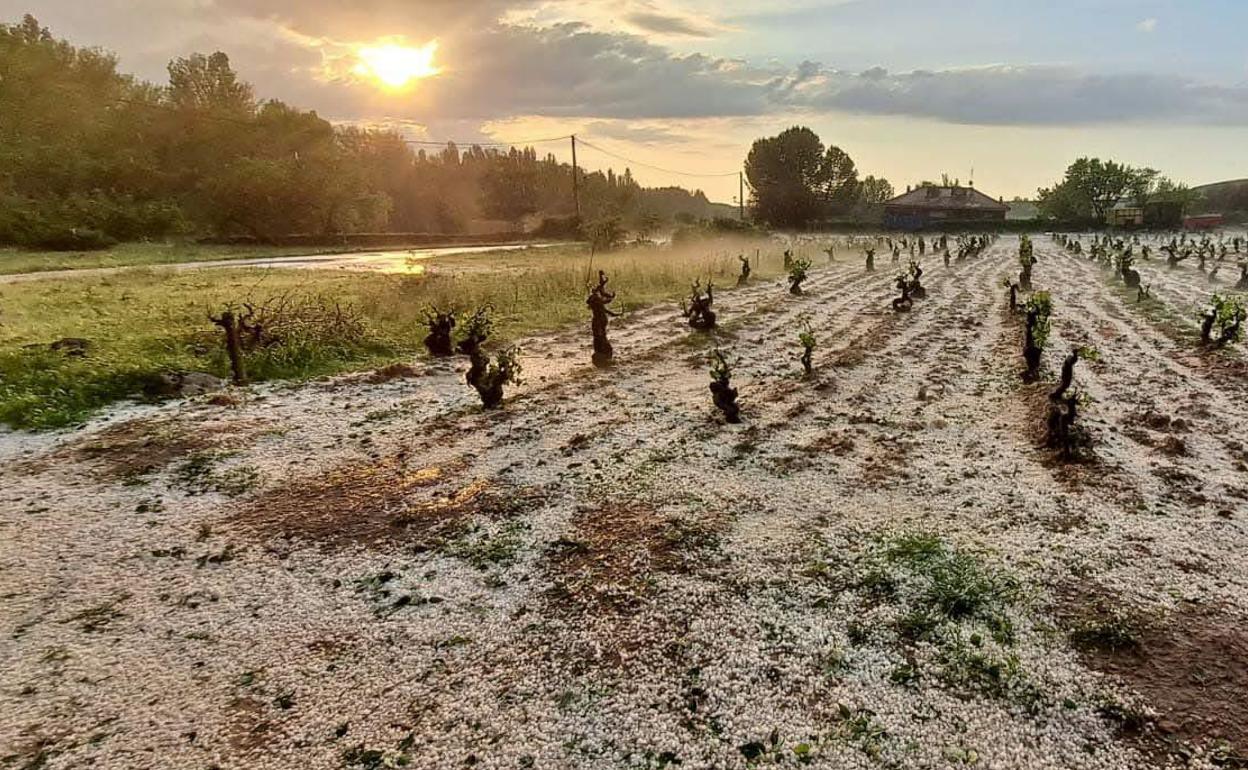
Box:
[0, 237, 791, 430]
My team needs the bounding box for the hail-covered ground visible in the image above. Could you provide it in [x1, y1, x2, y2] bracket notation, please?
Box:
[2, 236, 1247, 770]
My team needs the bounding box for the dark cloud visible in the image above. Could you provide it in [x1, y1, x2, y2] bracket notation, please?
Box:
[624, 11, 714, 37]
[210, 0, 526, 39]
[776, 65, 1248, 126]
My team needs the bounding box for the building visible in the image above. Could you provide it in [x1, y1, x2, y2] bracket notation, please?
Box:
[1184, 213, 1224, 230]
[1108, 200, 1144, 227]
[883, 185, 1009, 230]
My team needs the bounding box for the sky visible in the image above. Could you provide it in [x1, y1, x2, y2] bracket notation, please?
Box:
[6, 0, 1248, 203]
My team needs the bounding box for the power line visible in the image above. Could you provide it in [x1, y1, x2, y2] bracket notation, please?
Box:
[575, 138, 740, 179]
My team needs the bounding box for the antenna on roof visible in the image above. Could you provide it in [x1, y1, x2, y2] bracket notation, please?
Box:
[969, 165, 975, 188]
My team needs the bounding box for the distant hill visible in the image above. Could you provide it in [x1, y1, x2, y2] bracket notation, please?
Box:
[637, 187, 740, 222]
[1191, 179, 1248, 196]
[1190, 179, 1248, 220]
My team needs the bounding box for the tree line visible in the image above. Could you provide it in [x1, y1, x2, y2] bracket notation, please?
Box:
[0, 15, 729, 249]
[1035, 158, 1196, 224]
[742, 127, 1211, 230]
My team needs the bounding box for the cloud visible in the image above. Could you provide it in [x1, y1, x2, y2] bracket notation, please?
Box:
[183, 22, 1248, 129]
[584, 120, 694, 144]
[1136, 17, 1158, 33]
[14, 0, 1248, 131]
[210, 0, 527, 39]
[624, 10, 715, 37]
[770, 64, 1248, 127]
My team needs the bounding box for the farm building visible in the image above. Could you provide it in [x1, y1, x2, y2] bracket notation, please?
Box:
[1184, 213, 1224, 230]
[883, 185, 1009, 229]
[1108, 201, 1144, 227]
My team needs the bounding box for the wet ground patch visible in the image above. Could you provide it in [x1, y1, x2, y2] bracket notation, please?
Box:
[44, 415, 270, 481]
[227, 455, 546, 551]
[538, 503, 724, 667]
[1057, 586, 1248, 764]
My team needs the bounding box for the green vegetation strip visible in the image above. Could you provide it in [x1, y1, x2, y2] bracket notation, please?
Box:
[0, 239, 781, 430]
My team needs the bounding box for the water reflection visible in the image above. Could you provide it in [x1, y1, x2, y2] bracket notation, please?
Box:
[199, 243, 561, 275]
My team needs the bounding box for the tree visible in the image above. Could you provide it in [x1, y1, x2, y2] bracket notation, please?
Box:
[168, 52, 254, 114]
[1035, 182, 1091, 222]
[481, 150, 539, 227]
[746, 127, 826, 228]
[817, 145, 859, 210]
[1037, 158, 1157, 222]
[1065, 158, 1139, 221]
[1145, 176, 1198, 210]
[859, 176, 895, 204]
[745, 127, 861, 228]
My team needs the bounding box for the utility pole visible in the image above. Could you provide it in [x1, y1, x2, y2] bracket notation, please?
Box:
[739, 171, 745, 221]
[571, 135, 581, 221]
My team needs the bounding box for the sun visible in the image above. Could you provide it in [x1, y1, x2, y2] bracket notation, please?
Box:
[353, 41, 441, 90]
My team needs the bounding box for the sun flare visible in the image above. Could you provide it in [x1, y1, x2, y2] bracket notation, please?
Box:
[353, 41, 440, 90]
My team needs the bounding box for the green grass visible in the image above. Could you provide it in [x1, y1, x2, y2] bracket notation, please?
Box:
[867, 532, 1021, 645]
[843, 533, 1040, 704]
[0, 237, 786, 430]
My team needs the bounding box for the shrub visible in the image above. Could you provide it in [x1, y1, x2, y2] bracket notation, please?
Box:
[586, 270, 620, 367]
[423, 306, 457, 357]
[1046, 346, 1099, 460]
[29, 228, 118, 252]
[798, 323, 816, 375]
[531, 215, 581, 239]
[788, 257, 812, 295]
[1018, 236, 1036, 291]
[1022, 291, 1052, 380]
[736, 254, 752, 286]
[708, 348, 741, 422]
[466, 346, 522, 409]
[681, 280, 716, 329]
[582, 217, 625, 252]
[457, 305, 494, 356]
[1199, 294, 1246, 347]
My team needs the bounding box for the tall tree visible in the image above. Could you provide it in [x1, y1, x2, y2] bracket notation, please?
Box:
[745, 127, 828, 228]
[858, 176, 895, 204]
[818, 145, 859, 209]
[746, 127, 870, 227]
[167, 52, 254, 114]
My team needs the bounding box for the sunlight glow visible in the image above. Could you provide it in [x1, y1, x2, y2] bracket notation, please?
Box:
[353, 41, 441, 90]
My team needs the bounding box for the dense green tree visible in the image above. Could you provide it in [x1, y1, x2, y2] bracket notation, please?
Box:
[1037, 158, 1197, 222]
[745, 127, 827, 228]
[858, 176, 895, 204]
[817, 145, 860, 208]
[167, 52, 254, 113]
[745, 127, 876, 228]
[1037, 158, 1161, 222]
